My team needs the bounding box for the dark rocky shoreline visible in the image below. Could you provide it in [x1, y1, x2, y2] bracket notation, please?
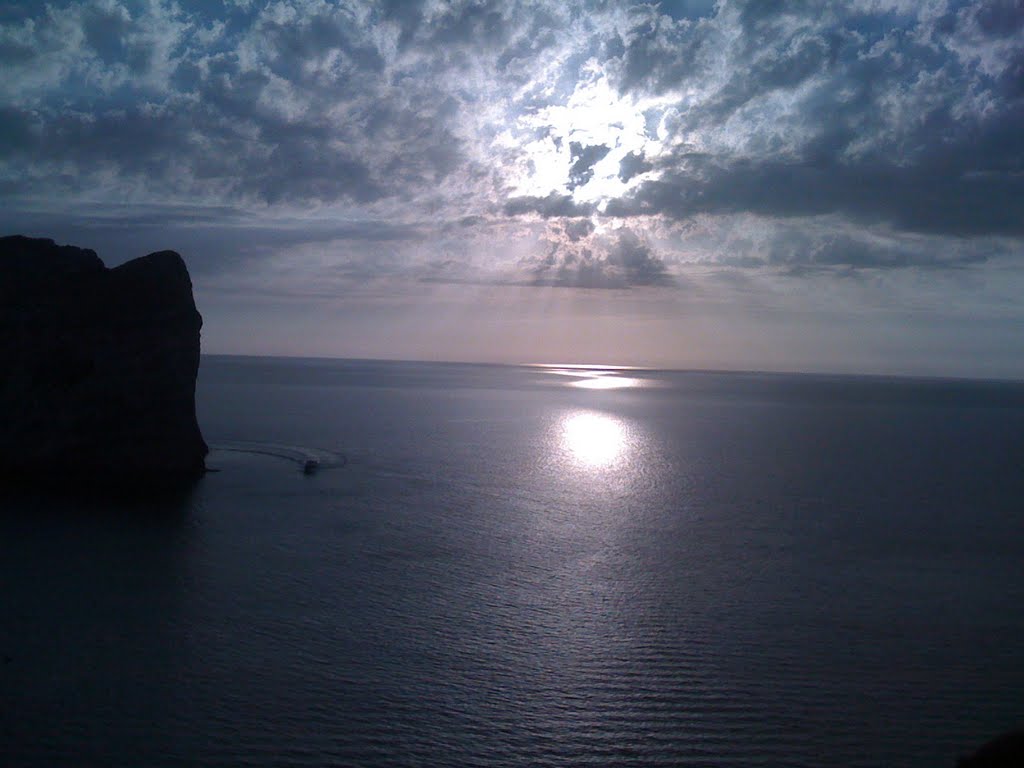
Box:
[957, 728, 1024, 767]
[0, 235, 207, 492]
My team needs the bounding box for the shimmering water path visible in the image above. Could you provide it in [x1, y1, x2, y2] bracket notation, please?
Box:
[3, 358, 1023, 766]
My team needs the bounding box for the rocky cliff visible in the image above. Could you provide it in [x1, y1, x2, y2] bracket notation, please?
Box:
[958, 728, 1024, 767]
[0, 235, 207, 490]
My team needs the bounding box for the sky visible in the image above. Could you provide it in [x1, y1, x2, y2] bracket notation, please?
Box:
[1, 0, 1023, 377]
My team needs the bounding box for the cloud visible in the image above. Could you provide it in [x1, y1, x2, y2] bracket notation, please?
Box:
[606, 152, 1024, 237]
[677, 213, 1015, 272]
[0, 0, 1022, 287]
[525, 223, 674, 288]
[568, 142, 611, 189]
[503, 192, 595, 219]
[618, 151, 653, 182]
[0, 0, 469, 208]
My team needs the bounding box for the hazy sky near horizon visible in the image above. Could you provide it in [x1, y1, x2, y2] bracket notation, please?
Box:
[1, 1, 1023, 375]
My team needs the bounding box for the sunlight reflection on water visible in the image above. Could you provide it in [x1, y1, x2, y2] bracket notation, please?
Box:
[534, 364, 655, 391]
[570, 375, 647, 390]
[560, 411, 628, 468]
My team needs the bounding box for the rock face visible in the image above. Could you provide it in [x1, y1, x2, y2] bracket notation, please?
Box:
[958, 729, 1024, 767]
[0, 235, 208, 489]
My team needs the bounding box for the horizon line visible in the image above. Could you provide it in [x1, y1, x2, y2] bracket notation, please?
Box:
[198, 352, 1024, 386]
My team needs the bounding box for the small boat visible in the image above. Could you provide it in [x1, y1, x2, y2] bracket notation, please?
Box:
[302, 459, 320, 475]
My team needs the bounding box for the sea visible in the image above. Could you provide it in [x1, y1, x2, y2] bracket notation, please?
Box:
[2, 355, 1023, 767]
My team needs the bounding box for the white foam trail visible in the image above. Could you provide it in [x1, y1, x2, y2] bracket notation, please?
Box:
[209, 441, 347, 470]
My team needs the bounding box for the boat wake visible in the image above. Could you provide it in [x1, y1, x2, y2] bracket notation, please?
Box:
[209, 441, 347, 473]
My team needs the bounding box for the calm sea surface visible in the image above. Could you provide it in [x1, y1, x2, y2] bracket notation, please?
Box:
[3, 356, 1023, 767]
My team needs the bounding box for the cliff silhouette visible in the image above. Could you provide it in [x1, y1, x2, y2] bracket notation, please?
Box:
[958, 728, 1024, 767]
[0, 235, 207, 491]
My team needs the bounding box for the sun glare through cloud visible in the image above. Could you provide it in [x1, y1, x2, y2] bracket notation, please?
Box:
[504, 71, 663, 207]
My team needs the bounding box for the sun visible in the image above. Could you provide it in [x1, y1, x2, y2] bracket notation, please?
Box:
[497, 69, 663, 206]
